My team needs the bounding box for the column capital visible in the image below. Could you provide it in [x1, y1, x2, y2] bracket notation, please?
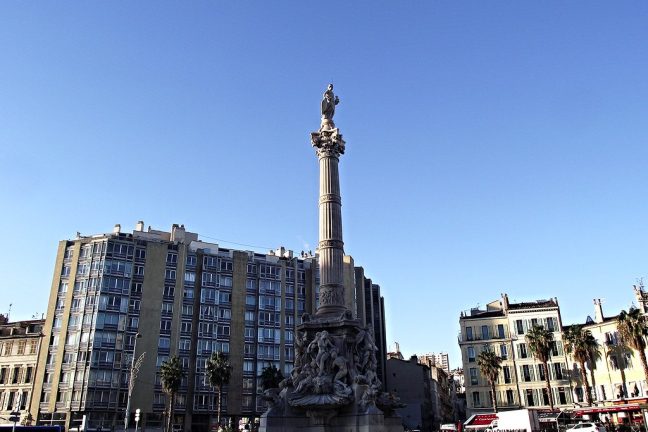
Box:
[311, 127, 345, 158]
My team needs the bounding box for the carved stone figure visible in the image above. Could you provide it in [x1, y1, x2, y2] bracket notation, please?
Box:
[330, 349, 348, 383]
[308, 330, 335, 376]
[321, 84, 340, 121]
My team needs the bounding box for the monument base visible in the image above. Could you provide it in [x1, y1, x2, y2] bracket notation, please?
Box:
[259, 317, 404, 432]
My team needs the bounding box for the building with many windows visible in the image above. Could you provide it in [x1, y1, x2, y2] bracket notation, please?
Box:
[458, 293, 572, 416]
[0, 316, 44, 424]
[30, 222, 387, 431]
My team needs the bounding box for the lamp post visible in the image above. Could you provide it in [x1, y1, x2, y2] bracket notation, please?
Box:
[124, 333, 143, 431]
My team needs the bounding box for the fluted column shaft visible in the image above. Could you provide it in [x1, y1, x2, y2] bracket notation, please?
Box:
[310, 126, 347, 317]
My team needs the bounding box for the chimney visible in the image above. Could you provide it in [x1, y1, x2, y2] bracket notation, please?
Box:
[593, 299, 604, 323]
[501, 293, 510, 312]
[135, 220, 144, 232]
[113, 224, 121, 234]
[171, 224, 186, 243]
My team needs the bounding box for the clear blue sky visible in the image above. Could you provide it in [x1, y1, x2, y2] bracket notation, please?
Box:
[2, 1, 647, 367]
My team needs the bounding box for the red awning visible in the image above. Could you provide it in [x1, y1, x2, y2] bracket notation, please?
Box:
[464, 414, 498, 429]
[574, 404, 641, 415]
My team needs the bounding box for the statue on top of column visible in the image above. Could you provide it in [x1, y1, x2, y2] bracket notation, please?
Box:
[321, 84, 340, 122]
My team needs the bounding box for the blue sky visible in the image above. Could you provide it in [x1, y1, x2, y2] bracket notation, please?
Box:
[1, 2, 647, 367]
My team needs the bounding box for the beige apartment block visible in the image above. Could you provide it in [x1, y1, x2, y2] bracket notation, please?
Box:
[0, 317, 44, 424]
[459, 294, 572, 416]
[570, 288, 648, 404]
[31, 222, 388, 432]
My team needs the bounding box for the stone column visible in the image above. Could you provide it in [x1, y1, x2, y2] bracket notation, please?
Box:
[311, 125, 346, 317]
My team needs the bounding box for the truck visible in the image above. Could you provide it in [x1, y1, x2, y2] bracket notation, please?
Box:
[485, 409, 540, 432]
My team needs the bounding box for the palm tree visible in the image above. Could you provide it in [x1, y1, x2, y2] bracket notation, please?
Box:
[477, 349, 503, 412]
[260, 364, 284, 391]
[563, 325, 601, 406]
[617, 307, 648, 390]
[605, 341, 632, 398]
[206, 351, 232, 426]
[526, 324, 555, 410]
[160, 356, 186, 432]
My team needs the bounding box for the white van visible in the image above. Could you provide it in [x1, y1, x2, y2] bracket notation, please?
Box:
[441, 424, 458, 432]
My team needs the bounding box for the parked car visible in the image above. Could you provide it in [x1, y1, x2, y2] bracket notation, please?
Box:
[567, 422, 607, 432]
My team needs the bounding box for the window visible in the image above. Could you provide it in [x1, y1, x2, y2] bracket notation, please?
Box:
[162, 302, 174, 314]
[500, 344, 507, 360]
[522, 365, 532, 382]
[246, 295, 256, 306]
[467, 346, 475, 362]
[526, 389, 535, 406]
[165, 269, 176, 280]
[135, 248, 146, 260]
[472, 391, 480, 407]
[186, 255, 197, 266]
[558, 386, 567, 404]
[182, 304, 193, 316]
[519, 343, 528, 359]
[184, 288, 194, 299]
[181, 321, 192, 333]
[497, 324, 505, 338]
[217, 325, 230, 337]
[506, 389, 514, 405]
[131, 282, 142, 294]
[247, 263, 256, 274]
[219, 275, 233, 287]
[158, 337, 170, 349]
[481, 325, 489, 340]
[553, 363, 564, 380]
[219, 309, 231, 320]
[179, 339, 191, 351]
[245, 311, 255, 322]
[17, 341, 26, 355]
[503, 366, 511, 384]
[160, 319, 172, 332]
[134, 265, 144, 276]
[163, 286, 175, 297]
[220, 260, 233, 272]
[514, 319, 524, 335]
[575, 387, 584, 403]
[469, 368, 478, 385]
[166, 253, 178, 264]
[465, 327, 473, 341]
[246, 279, 257, 290]
[219, 292, 232, 303]
[201, 288, 216, 303]
[547, 317, 556, 332]
[538, 364, 546, 381]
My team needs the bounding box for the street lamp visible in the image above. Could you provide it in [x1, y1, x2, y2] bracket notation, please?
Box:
[124, 333, 143, 431]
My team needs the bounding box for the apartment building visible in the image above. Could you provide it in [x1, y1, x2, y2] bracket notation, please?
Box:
[0, 316, 44, 424]
[419, 352, 450, 375]
[574, 288, 648, 404]
[31, 222, 387, 432]
[459, 294, 572, 416]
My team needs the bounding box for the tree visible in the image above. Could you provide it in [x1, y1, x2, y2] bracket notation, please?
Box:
[477, 349, 503, 412]
[525, 324, 555, 410]
[260, 364, 284, 391]
[617, 307, 648, 390]
[606, 342, 632, 398]
[206, 351, 232, 426]
[160, 356, 186, 432]
[563, 325, 600, 406]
